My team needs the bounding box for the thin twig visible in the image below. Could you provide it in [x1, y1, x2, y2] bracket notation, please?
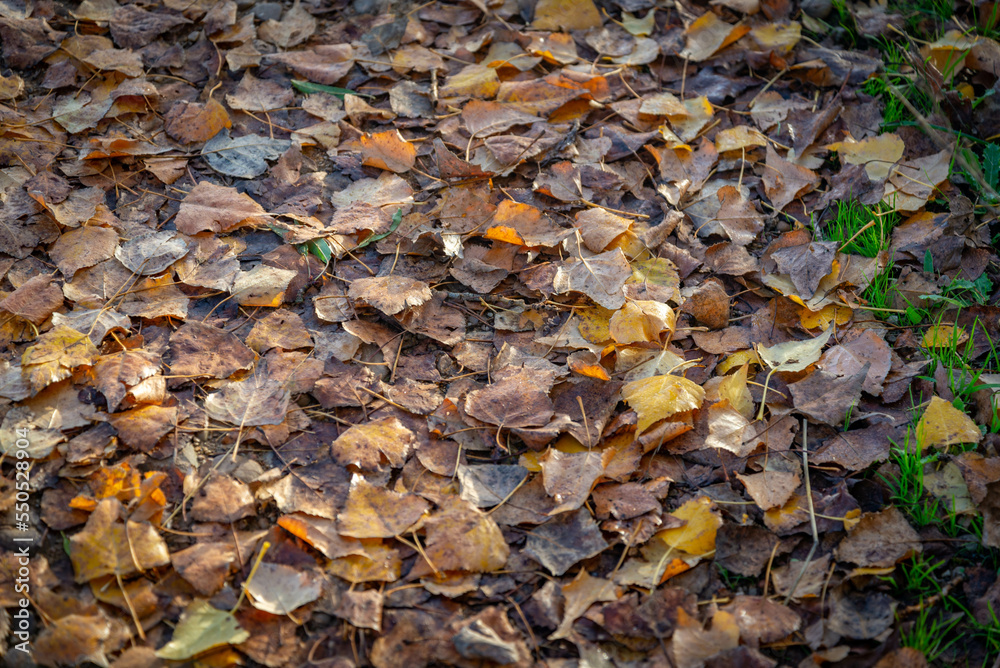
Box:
[784, 419, 819, 604]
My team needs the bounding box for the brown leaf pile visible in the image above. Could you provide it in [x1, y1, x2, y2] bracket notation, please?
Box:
[1, 0, 999, 666]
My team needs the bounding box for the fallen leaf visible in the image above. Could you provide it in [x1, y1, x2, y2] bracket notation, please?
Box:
[246, 562, 322, 615]
[541, 449, 607, 514]
[205, 374, 290, 427]
[348, 275, 432, 315]
[164, 98, 231, 144]
[826, 134, 904, 181]
[681, 11, 749, 62]
[174, 181, 271, 235]
[916, 395, 982, 451]
[531, 0, 602, 30]
[69, 498, 170, 583]
[22, 325, 99, 393]
[202, 129, 291, 178]
[657, 496, 722, 557]
[525, 508, 609, 575]
[835, 506, 922, 568]
[551, 570, 617, 640]
[411, 497, 509, 575]
[337, 474, 430, 538]
[465, 369, 555, 428]
[155, 600, 250, 660]
[358, 130, 416, 173]
[621, 374, 706, 436]
[672, 608, 740, 668]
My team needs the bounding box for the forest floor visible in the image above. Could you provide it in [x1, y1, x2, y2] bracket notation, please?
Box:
[1, 0, 1000, 666]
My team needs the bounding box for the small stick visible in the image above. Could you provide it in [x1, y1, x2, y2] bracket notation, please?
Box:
[784, 419, 819, 604]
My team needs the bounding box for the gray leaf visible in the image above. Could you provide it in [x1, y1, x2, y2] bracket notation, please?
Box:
[203, 128, 291, 178]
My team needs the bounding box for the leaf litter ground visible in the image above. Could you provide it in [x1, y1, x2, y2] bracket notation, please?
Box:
[0, 0, 999, 666]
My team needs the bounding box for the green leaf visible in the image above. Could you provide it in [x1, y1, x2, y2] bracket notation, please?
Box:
[155, 600, 249, 660]
[307, 239, 333, 264]
[290, 80, 367, 98]
[906, 306, 924, 325]
[923, 249, 934, 274]
[982, 142, 1000, 192]
[356, 208, 403, 249]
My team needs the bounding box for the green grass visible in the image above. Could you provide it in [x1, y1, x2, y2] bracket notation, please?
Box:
[863, 37, 935, 133]
[890, 0, 953, 38]
[861, 258, 897, 320]
[902, 604, 963, 661]
[822, 199, 897, 257]
[881, 428, 940, 528]
[821, 199, 901, 320]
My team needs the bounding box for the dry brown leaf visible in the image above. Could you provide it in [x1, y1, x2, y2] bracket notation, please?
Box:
[465, 369, 555, 428]
[1, 274, 64, 325]
[348, 275, 432, 315]
[411, 497, 509, 576]
[331, 416, 416, 470]
[550, 570, 617, 640]
[175, 181, 271, 235]
[164, 98, 231, 144]
[672, 608, 740, 668]
[541, 449, 608, 514]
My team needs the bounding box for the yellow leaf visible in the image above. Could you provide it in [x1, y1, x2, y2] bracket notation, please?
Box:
[622, 374, 706, 436]
[717, 349, 762, 374]
[718, 363, 754, 420]
[626, 257, 681, 304]
[576, 307, 614, 343]
[680, 12, 749, 62]
[750, 21, 802, 52]
[668, 96, 715, 143]
[622, 9, 656, 36]
[715, 125, 768, 153]
[916, 396, 982, 451]
[657, 496, 722, 557]
[922, 324, 968, 348]
[922, 30, 976, 82]
[438, 65, 500, 99]
[825, 134, 904, 181]
[609, 300, 675, 344]
[757, 327, 833, 373]
[800, 303, 853, 331]
[22, 325, 99, 393]
[531, 0, 602, 30]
